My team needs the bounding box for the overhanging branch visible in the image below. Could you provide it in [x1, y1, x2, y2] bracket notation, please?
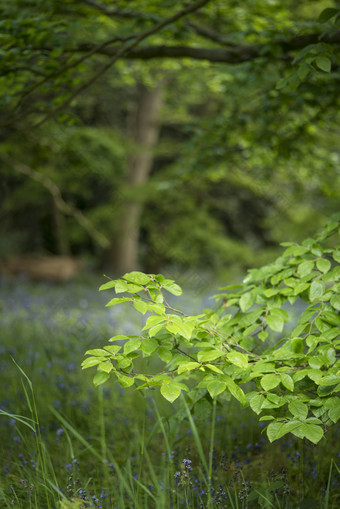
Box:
[33, 0, 211, 127]
[0, 153, 110, 248]
[76, 31, 340, 64]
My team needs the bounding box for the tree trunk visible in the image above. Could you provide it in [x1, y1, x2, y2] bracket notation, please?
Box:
[113, 81, 164, 274]
[52, 198, 70, 255]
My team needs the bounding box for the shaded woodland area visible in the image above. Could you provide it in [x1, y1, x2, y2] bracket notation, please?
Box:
[0, 0, 340, 278]
[1, 3, 340, 508]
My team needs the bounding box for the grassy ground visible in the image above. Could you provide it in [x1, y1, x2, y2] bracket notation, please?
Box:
[0, 275, 339, 508]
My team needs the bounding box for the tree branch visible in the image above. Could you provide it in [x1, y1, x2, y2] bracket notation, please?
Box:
[33, 0, 211, 128]
[186, 20, 239, 47]
[83, 0, 159, 21]
[75, 30, 340, 64]
[0, 153, 110, 248]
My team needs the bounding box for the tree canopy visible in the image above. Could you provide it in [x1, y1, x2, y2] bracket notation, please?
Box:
[1, 0, 340, 128]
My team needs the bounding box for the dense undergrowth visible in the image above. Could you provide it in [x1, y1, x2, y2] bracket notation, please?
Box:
[0, 276, 339, 508]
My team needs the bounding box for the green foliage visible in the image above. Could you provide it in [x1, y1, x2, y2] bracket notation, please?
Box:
[2, 276, 340, 507]
[85, 215, 340, 444]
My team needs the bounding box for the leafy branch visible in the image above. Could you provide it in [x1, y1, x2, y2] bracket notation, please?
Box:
[83, 215, 340, 444]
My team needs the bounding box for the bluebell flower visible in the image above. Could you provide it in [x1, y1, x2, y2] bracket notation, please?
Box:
[183, 458, 192, 471]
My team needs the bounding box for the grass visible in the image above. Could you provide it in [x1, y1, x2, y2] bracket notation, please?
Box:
[0, 275, 339, 508]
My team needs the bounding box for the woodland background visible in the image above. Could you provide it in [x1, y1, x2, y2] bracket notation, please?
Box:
[1, 2, 340, 508]
[1, 0, 339, 282]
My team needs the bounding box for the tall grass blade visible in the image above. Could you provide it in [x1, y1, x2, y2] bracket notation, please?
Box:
[324, 459, 333, 509]
[0, 409, 36, 431]
[181, 396, 208, 473]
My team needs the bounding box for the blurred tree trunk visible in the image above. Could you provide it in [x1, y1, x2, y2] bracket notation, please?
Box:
[52, 199, 70, 255]
[113, 81, 164, 274]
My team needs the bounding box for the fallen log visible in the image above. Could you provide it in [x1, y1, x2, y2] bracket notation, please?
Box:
[0, 254, 83, 282]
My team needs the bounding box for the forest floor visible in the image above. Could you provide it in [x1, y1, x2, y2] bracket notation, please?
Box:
[0, 275, 339, 508]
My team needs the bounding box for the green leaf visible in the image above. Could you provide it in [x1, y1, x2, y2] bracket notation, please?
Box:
[207, 380, 226, 398]
[133, 300, 148, 314]
[109, 335, 128, 342]
[239, 292, 254, 312]
[292, 337, 304, 353]
[283, 245, 308, 257]
[117, 357, 132, 369]
[178, 361, 200, 374]
[330, 295, 340, 311]
[140, 338, 158, 355]
[197, 350, 224, 363]
[226, 351, 248, 369]
[252, 361, 276, 374]
[307, 368, 323, 381]
[294, 283, 309, 296]
[160, 382, 182, 402]
[85, 349, 110, 357]
[239, 308, 264, 328]
[280, 373, 294, 392]
[318, 7, 339, 23]
[162, 281, 182, 296]
[149, 324, 164, 337]
[261, 374, 280, 391]
[81, 357, 107, 369]
[144, 315, 165, 330]
[205, 364, 224, 374]
[116, 373, 134, 388]
[267, 421, 284, 443]
[98, 361, 113, 373]
[106, 297, 131, 307]
[147, 302, 166, 314]
[276, 421, 303, 440]
[259, 415, 275, 422]
[249, 394, 265, 414]
[104, 345, 121, 355]
[317, 375, 339, 386]
[315, 56, 331, 73]
[300, 424, 323, 444]
[123, 271, 151, 285]
[125, 283, 144, 293]
[114, 280, 130, 293]
[297, 261, 314, 277]
[99, 280, 116, 291]
[258, 331, 268, 341]
[177, 321, 195, 340]
[276, 77, 289, 90]
[288, 400, 308, 420]
[309, 280, 324, 301]
[297, 63, 310, 81]
[93, 371, 110, 386]
[267, 312, 284, 333]
[124, 338, 141, 354]
[264, 393, 285, 408]
[158, 347, 172, 363]
[317, 258, 331, 273]
[166, 322, 180, 335]
[328, 402, 340, 423]
[223, 376, 245, 405]
[323, 311, 340, 327]
[308, 356, 323, 369]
